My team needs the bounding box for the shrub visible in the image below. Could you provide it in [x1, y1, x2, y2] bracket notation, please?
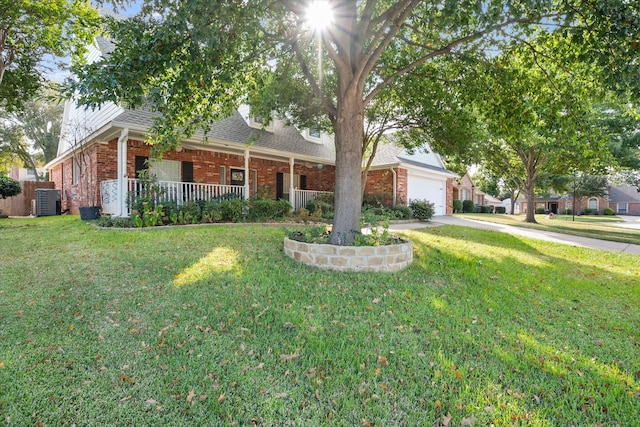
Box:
[0, 175, 22, 199]
[218, 198, 246, 222]
[409, 199, 435, 221]
[389, 205, 413, 220]
[181, 201, 202, 224]
[362, 192, 393, 208]
[452, 199, 462, 213]
[535, 207, 546, 214]
[306, 199, 334, 219]
[288, 225, 330, 243]
[462, 199, 474, 213]
[564, 208, 572, 215]
[603, 208, 615, 215]
[248, 198, 291, 221]
[474, 205, 482, 213]
[494, 206, 506, 214]
[584, 208, 592, 215]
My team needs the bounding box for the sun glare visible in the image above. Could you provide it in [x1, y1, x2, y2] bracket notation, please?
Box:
[306, 0, 334, 31]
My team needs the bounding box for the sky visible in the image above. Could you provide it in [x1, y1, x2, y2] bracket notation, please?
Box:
[47, 1, 142, 82]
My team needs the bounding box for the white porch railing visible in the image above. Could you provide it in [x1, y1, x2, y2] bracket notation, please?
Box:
[293, 189, 332, 211]
[101, 179, 245, 216]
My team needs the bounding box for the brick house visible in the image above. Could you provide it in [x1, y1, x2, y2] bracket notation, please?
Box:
[45, 38, 456, 217]
[517, 195, 609, 214]
[608, 186, 640, 215]
[452, 173, 487, 206]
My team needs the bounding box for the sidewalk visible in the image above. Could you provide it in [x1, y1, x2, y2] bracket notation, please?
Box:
[388, 216, 640, 255]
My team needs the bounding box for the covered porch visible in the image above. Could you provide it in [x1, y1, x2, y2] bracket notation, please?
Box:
[99, 128, 335, 217]
[100, 178, 330, 216]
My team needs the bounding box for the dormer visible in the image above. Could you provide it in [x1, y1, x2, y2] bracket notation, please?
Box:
[249, 114, 274, 132]
[303, 127, 323, 143]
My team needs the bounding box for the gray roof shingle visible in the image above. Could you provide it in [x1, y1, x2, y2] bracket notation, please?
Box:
[608, 186, 640, 203]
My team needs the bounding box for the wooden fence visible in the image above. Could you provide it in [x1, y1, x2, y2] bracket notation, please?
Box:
[0, 181, 55, 216]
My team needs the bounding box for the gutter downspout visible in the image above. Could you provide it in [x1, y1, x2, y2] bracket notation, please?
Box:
[244, 148, 250, 200]
[117, 128, 129, 217]
[289, 157, 295, 209]
[390, 167, 397, 206]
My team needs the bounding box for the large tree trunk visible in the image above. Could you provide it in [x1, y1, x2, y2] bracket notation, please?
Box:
[524, 164, 537, 223]
[330, 88, 364, 245]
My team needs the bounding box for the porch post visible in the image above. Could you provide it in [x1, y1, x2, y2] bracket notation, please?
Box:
[244, 149, 250, 200]
[289, 157, 295, 209]
[117, 128, 129, 217]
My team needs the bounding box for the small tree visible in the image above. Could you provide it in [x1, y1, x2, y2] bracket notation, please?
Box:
[65, 120, 98, 208]
[0, 175, 21, 198]
[572, 174, 609, 214]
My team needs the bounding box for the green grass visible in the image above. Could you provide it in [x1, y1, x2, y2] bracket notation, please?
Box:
[458, 213, 640, 246]
[1, 216, 638, 425]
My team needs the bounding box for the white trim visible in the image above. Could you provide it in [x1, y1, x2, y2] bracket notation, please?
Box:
[117, 128, 129, 217]
[249, 115, 274, 132]
[303, 128, 323, 143]
[617, 202, 628, 213]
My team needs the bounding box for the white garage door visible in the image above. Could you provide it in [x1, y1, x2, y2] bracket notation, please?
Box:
[407, 175, 446, 216]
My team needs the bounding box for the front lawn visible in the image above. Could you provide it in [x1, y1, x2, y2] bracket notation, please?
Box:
[458, 213, 640, 246]
[1, 216, 638, 425]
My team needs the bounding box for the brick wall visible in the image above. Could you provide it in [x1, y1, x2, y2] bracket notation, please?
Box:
[111, 139, 335, 200]
[54, 139, 453, 213]
[446, 178, 454, 214]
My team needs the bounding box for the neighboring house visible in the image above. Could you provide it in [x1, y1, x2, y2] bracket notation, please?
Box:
[516, 195, 608, 214]
[8, 166, 44, 182]
[452, 173, 501, 207]
[608, 186, 640, 215]
[499, 198, 520, 214]
[44, 37, 456, 217]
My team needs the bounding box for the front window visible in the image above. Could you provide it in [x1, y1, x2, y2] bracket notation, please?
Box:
[73, 158, 80, 185]
[588, 198, 598, 211]
[617, 202, 628, 213]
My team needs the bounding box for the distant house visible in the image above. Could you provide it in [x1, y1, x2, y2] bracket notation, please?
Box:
[453, 173, 483, 205]
[452, 173, 502, 208]
[516, 194, 611, 215]
[608, 186, 640, 215]
[515, 187, 640, 215]
[44, 37, 457, 217]
[8, 166, 43, 182]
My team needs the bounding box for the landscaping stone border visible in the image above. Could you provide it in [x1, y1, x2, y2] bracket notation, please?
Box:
[283, 237, 413, 272]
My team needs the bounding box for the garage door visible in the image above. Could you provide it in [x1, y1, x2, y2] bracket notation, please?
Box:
[407, 175, 446, 216]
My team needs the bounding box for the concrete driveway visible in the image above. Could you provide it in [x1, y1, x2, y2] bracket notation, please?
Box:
[388, 216, 640, 255]
[612, 215, 640, 230]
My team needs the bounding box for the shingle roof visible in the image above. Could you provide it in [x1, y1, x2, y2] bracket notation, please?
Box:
[95, 36, 115, 56]
[112, 108, 336, 162]
[608, 186, 640, 203]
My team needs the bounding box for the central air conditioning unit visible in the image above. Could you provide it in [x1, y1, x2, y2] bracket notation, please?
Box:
[35, 189, 61, 216]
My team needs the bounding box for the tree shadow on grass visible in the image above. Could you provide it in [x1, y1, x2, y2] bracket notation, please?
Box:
[397, 225, 639, 424]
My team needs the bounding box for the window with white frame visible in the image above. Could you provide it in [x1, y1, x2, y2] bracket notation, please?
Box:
[588, 197, 598, 211]
[617, 202, 628, 213]
[220, 166, 226, 185]
[149, 159, 180, 182]
[249, 115, 274, 132]
[460, 188, 469, 201]
[73, 158, 80, 184]
[304, 128, 322, 143]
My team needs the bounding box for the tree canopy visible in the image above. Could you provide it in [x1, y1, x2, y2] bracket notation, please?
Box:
[0, 0, 100, 113]
[71, 1, 640, 243]
[0, 86, 63, 180]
